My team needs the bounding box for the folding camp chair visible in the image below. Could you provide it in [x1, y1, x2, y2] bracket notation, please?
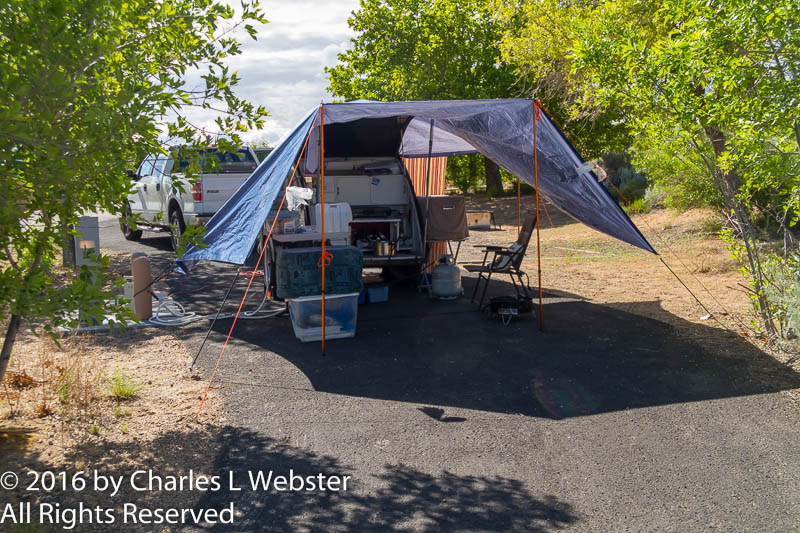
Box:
[463, 215, 536, 310]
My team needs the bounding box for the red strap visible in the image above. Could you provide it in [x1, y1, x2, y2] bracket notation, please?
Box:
[317, 251, 334, 268]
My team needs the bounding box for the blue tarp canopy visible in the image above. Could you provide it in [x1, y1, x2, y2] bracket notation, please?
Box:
[178, 99, 654, 273]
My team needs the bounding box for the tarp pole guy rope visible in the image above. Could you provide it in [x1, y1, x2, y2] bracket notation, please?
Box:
[603, 176, 748, 335]
[542, 104, 747, 335]
[189, 269, 241, 372]
[197, 108, 319, 416]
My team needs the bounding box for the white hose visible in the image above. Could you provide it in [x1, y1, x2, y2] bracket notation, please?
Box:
[147, 297, 203, 326]
[58, 290, 285, 334]
[147, 291, 285, 327]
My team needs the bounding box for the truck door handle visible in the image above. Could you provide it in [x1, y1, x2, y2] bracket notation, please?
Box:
[143, 184, 147, 192]
[156, 183, 160, 192]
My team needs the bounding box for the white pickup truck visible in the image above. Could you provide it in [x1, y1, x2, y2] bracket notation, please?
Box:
[121, 147, 260, 250]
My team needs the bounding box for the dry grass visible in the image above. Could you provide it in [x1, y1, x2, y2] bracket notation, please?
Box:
[1, 328, 223, 471]
[1, 335, 101, 421]
[464, 196, 755, 344]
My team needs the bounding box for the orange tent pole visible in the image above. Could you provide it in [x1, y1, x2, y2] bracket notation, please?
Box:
[319, 105, 326, 355]
[533, 100, 543, 331]
[517, 177, 521, 236]
[197, 114, 317, 415]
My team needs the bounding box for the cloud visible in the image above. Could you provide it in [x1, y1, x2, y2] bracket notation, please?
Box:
[181, 0, 359, 145]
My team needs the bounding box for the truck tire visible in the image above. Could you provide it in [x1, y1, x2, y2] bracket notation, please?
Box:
[120, 205, 143, 241]
[169, 206, 186, 252]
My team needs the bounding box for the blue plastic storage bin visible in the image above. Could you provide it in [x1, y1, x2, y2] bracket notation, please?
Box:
[366, 284, 389, 303]
[276, 246, 363, 299]
[287, 293, 359, 342]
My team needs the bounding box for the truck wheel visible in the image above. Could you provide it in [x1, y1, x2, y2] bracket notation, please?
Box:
[120, 205, 142, 241]
[169, 207, 186, 252]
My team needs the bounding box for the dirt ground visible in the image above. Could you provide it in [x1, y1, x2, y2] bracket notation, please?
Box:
[465, 194, 779, 353]
[0, 330, 225, 531]
[1, 194, 797, 530]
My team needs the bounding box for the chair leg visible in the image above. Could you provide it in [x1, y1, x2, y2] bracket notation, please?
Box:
[517, 270, 531, 299]
[478, 270, 492, 310]
[470, 272, 483, 304]
[509, 272, 520, 298]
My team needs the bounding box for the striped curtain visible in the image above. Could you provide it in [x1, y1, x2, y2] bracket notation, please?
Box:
[402, 157, 449, 271]
[403, 156, 448, 196]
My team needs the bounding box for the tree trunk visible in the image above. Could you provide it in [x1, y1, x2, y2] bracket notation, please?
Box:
[1, 230, 48, 383]
[484, 157, 503, 196]
[62, 234, 76, 268]
[793, 118, 800, 154]
[0, 314, 21, 384]
[703, 125, 777, 335]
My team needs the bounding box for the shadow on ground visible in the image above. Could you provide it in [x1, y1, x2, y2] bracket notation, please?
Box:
[0, 426, 577, 532]
[185, 273, 800, 420]
[189, 426, 576, 532]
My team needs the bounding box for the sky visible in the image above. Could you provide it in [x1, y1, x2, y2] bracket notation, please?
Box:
[187, 0, 361, 147]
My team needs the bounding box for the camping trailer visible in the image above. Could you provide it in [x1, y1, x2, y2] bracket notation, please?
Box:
[310, 156, 425, 270]
[265, 115, 434, 282]
[306, 117, 428, 274]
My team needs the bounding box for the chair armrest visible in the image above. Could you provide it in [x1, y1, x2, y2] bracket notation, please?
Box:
[492, 249, 516, 257]
[473, 245, 504, 251]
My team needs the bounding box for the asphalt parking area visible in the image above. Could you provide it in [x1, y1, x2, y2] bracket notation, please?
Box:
[100, 220, 800, 531]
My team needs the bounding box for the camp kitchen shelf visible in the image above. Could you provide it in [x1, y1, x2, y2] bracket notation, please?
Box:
[362, 253, 422, 263]
[272, 231, 350, 244]
[349, 218, 401, 242]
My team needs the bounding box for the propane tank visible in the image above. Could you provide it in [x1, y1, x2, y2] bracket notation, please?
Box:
[431, 254, 462, 298]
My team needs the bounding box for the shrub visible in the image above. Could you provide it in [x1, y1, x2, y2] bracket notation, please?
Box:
[643, 186, 667, 209]
[106, 369, 142, 400]
[632, 133, 724, 211]
[600, 150, 649, 202]
[519, 182, 535, 195]
[623, 197, 650, 215]
[618, 169, 648, 200]
[700, 216, 724, 235]
[761, 255, 800, 339]
[723, 230, 800, 340]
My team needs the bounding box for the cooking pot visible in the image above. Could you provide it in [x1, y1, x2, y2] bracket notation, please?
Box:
[373, 240, 396, 257]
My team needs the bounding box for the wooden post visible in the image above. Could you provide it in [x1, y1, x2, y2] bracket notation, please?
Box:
[132, 254, 152, 320]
